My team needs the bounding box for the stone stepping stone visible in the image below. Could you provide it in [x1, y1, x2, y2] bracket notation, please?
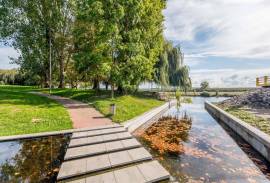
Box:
[72, 127, 126, 139]
[65, 139, 141, 160]
[63, 161, 170, 183]
[69, 132, 132, 148]
[57, 147, 152, 180]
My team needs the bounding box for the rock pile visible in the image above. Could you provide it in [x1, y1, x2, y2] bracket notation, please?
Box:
[220, 88, 270, 109]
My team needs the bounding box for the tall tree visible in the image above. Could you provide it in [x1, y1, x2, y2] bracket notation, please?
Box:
[74, 0, 165, 96]
[0, 0, 74, 88]
[155, 41, 192, 90]
[114, 0, 165, 93]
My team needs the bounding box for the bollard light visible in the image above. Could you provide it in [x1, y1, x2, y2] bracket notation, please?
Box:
[110, 103, 116, 115]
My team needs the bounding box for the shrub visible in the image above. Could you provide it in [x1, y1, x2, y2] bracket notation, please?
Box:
[200, 91, 210, 97]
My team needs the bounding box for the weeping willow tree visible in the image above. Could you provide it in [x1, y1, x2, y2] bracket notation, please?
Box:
[154, 41, 191, 91]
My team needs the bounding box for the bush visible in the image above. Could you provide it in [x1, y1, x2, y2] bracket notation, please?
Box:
[215, 90, 219, 96]
[200, 91, 210, 97]
[183, 97, 192, 103]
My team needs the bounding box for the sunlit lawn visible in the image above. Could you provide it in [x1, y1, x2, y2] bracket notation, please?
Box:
[0, 86, 72, 136]
[44, 88, 164, 123]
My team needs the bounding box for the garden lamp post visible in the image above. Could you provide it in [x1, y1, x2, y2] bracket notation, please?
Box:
[49, 34, 52, 95]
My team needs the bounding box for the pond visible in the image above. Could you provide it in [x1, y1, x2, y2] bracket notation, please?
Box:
[0, 135, 70, 183]
[136, 97, 270, 183]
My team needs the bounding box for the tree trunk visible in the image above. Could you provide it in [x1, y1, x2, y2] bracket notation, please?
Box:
[105, 82, 109, 90]
[44, 73, 49, 88]
[58, 57, 65, 88]
[111, 83, 114, 99]
[92, 79, 100, 90]
[117, 85, 124, 94]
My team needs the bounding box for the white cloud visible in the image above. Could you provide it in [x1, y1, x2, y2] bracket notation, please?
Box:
[164, 0, 270, 58]
[190, 68, 270, 87]
[0, 46, 19, 69]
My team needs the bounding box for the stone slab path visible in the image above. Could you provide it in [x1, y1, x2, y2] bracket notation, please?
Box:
[57, 124, 170, 182]
[32, 92, 112, 128]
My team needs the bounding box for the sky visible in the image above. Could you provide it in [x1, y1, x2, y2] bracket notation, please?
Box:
[163, 0, 270, 87]
[0, 45, 19, 70]
[0, 0, 270, 87]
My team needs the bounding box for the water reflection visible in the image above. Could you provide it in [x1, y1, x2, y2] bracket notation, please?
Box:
[136, 97, 270, 182]
[0, 135, 70, 183]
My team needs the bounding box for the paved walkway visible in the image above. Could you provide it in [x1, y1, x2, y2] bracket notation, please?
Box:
[32, 92, 113, 128]
[57, 124, 170, 182]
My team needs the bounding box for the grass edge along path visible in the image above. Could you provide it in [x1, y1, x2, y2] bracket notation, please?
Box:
[42, 88, 165, 123]
[0, 86, 72, 136]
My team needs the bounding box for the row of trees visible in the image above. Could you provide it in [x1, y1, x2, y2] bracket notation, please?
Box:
[0, 0, 191, 95]
[0, 69, 38, 85]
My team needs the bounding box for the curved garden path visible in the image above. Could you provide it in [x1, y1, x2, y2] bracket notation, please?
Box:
[32, 92, 113, 128]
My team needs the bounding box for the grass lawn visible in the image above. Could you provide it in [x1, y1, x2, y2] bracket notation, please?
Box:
[0, 85, 72, 136]
[221, 106, 270, 135]
[43, 88, 164, 123]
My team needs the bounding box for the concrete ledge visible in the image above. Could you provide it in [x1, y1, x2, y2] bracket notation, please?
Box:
[205, 101, 270, 162]
[124, 101, 175, 133]
[0, 124, 121, 142]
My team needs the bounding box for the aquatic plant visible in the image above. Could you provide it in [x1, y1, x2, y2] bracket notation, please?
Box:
[140, 116, 191, 155]
[175, 89, 181, 110]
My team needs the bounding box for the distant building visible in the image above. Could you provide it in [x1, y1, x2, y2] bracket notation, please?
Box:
[256, 76, 270, 87]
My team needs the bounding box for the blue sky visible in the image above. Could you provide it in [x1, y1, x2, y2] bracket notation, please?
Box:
[1, 0, 270, 87]
[163, 0, 270, 87]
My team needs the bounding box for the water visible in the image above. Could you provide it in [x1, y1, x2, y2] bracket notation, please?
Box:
[0, 135, 70, 183]
[137, 97, 270, 182]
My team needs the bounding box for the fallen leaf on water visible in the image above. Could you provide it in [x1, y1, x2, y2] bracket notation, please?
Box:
[53, 168, 59, 172]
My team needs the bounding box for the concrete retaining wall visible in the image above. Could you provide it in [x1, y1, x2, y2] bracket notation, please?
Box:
[124, 100, 175, 133]
[205, 101, 270, 162]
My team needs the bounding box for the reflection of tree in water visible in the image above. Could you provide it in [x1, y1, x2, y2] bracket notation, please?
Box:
[0, 135, 69, 183]
[140, 115, 192, 155]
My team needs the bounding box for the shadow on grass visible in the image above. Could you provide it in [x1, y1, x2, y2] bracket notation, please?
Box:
[0, 89, 60, 108]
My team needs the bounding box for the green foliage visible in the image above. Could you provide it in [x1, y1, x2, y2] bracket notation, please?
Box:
[0, 69, 40, 86]
[215, 90, 219, 96]
[175, 89, 181, 108]
[0, 0, 74, 88]
[44, 88, 164, 123]
[0, 86, 72, 136]
[200, 91, 210, 97]
[155, 41, 191, 90]
[73, 0, 165, 94]
[200, 81, 209, 91]
[182, 97, 192, 103]
[0, 0, 171, 94]
[223, 106, 270, 135]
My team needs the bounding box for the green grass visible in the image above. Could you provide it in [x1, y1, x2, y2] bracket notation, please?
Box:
[0, 85, 72, 136]
[221, 106, 270, 135]
[43, 88, 164, 123]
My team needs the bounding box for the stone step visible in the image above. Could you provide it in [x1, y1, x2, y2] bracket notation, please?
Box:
[74, 124, 122, 132]
[69, 132, 132, 148]
[72, 127, 127, 139]
[63, 161, 170, 183]
[65, 139, 141, 161]
[57, 147, 152, 181]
